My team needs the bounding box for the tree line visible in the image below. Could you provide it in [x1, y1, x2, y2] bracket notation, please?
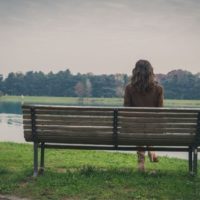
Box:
[0, 69, 200, 99]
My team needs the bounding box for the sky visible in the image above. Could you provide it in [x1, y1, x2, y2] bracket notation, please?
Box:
[0, 0, 200, 76]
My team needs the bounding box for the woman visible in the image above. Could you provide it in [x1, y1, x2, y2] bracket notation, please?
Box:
[124, 59, 164, 172]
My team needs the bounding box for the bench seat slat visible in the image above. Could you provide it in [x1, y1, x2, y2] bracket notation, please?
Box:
[22, 104, 113, 111]
[119, 117, 197, 123]
[36, 110, 113, 116]
[119, 108, 200, 113]
[119, 128, 196, 134]
[24, 132, 113, 144]
[23, 120, 113, 127]
[119, 122, 196, 129]
[23, 119, 196, 127]
[39, 139, 113, 145]
[24, 126, 113, 132]
[118, 112, 198, 118]
[24, 132, 113, 138]
[23, 114, 112, 120]
[22, 108, 113, 116]
[23, 117, 112, 122]
[22, 105, 200, 112]
[118, 139, 194, 146]
[24, 130, 113, 135]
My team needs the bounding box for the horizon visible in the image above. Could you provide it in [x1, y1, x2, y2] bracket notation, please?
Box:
[1, 67, 199, 79]
[1, 0, 200, 76]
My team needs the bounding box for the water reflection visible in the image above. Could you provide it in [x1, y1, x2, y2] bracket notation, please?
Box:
[0, 113, 24, 143]
[2, 113, 22, 127]
[0, 102, 22, 114]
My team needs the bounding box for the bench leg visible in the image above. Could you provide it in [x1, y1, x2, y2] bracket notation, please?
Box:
[33, 142, 39, 177]
[193, 147, 198, 175]
[189, 146, 193, 174]
[39, 142, 45, 175]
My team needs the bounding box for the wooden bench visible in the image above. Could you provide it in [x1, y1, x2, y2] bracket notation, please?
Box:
[22, 104, 200, 176]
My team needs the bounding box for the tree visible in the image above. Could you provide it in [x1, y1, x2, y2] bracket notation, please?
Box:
[0, 74, 3, 96]
[74, 81, 85, 97]
[115, 86, 124, 97]
[1, 69, 200, 99]
[85, 78, 92, 97]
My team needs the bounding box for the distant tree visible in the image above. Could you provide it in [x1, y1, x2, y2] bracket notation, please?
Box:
[158, 70, 200, 99]
[85, 78, 92, 97]
[1, 69, 200, 99]
[115, 86, 124, 97]
[114, 74, 128, 97]
[74, 81, 85, 97]
[0, 74, 3, 95]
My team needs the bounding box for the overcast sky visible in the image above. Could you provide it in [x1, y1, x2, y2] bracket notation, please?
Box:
[0, 0, 200, 76]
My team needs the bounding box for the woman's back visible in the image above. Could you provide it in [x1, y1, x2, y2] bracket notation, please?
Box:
[124, 82, 163, 107]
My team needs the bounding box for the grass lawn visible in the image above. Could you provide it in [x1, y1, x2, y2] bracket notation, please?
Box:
[1, 95, 200, 107]
[0, 142, 200, 200]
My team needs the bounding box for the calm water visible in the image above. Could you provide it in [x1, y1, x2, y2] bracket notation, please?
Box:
[0, 102, 190, 159]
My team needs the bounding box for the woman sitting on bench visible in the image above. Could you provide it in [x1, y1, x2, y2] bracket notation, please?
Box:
[124, 59, 164, 172]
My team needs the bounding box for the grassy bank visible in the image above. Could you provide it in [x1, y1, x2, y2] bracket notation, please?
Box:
[0, 143, 200, 200]
[0, 95, 122, 106]
[1, 95, 200, 107]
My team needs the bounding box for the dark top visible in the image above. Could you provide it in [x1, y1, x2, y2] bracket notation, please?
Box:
[124, 83, 164, 107]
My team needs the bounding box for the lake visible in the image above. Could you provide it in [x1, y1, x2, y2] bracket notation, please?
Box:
[0, 102, 192, 159]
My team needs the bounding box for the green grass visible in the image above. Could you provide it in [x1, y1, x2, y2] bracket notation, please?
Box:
[0, 95, 122, 106]
[0, 142, 200, 200]
[1, 95, 200, 107]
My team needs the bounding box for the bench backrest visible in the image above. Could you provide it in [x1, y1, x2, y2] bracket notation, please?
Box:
[22, 105, 200, 147]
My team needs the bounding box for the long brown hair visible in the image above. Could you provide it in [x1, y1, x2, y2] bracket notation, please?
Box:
[131, 59, 155, 92]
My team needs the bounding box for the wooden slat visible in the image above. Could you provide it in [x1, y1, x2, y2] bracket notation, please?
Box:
[22, 104, 200, 112]
[118, 117, 197, 124]
[35, 115, 111, 121]
[118, 107, 200, 113]
[23, 114, 112, 121]
[119, 134, 194, 140]
[23, 114, 31, 119]
[35, 109, 113, 116]
[24, 138, 113, 145]
[119, 122, 197, 129]
[23, 109, 113, 116]
[37, 135, 113, 141]
[24, 118, 197, 128]
[23, 120, 113, 127]
[118, 134, 194, 146]
[118, 112, 198, 118]
[118, 133, 194, 137]
[119, 127, 196, 134]
[22, 105, 114, 111]
[24, 126, 113, 133]
[36, 140, 113, 145]
[23, 109, 198, 117]
[118, 139, 194, 146]
[24, 129, 113, 135]
[40, 140, 113, 145]
[24, 132, 113, 144]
